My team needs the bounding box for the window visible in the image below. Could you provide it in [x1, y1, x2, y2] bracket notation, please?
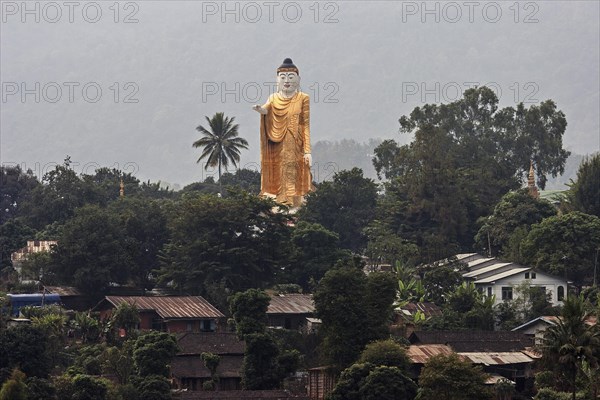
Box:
[558, 286, 565, 301]
[152, 319, 166, 331]
[530, 286, 546, 304]
[532, 272, 537, 279]
[186, 322, 193, 332]
[525, 272, 530, 279]
[487, 287, 493, 298]
[502, 286, 513, 300]
[201, 319, 216, 332]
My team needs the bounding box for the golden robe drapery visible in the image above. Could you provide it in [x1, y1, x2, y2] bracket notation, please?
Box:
[260, 91, 313, 206]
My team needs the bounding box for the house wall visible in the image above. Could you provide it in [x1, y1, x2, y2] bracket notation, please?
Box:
[177, 377, 242, 391]
[515, 321, 553, 346]
[140, 312, 155, 329]
[516, 321, 549, 336]
[11, 240, 58, 281]
[479, 273, 567, 307]
[98, 309, 157, 330]
[167, 319, 220, 333]
[308, 369, 336, 400]
[167, 320, 189, 333]
[98, 306, 223, 333]
[268, 314, 308, 330]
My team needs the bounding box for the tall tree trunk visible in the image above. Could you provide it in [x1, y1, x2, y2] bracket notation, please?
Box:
[218, 161, 222, 195]
[572, 367, 577, 400]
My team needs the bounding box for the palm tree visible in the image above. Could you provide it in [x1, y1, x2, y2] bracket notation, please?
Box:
[193, 112, 249, 183]
[539, 295, 600, 400]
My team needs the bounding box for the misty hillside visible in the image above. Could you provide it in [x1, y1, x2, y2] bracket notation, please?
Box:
[2, 2, 598, 187]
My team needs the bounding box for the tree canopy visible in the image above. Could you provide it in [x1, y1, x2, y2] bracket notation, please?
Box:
[314, 265, 396, 369]
[567, 153, 600, 217]
[299, 168, 378, 252]
[284, 221, 351, 290]
[521, 211, 600, 285]
[48, 205, 131, 299]
[372, 87, 569, 263]
[229, 288, 270, 339]
[157, 191, 291, 300]
[416, 353, 491, 400]
[358, 339, 411, 371]
[193, 112, 249, 182]
[474, 189, 556, 259]
[539, 295, 600, 400]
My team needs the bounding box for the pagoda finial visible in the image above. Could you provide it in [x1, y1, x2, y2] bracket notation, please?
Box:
[528, 160, 539, 199]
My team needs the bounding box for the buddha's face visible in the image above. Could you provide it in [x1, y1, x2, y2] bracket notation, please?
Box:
[277, 72, 300, 96]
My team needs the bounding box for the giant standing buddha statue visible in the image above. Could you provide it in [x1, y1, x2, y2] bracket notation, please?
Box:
[252, 58, 314, 208]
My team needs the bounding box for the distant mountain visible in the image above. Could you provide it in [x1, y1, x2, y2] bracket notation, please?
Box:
[312, 139, 585, 191]
[312, 138, 382, 182]
[545, 152, 586, 190]
[2, 2, 597, 187]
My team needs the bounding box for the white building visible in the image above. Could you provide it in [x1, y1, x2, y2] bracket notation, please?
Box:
[454, 253, 568, 307]
[512, 314, 597, 345]
[11, 240, 57, 282]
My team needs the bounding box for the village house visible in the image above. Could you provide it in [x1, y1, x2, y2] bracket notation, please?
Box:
[391, 301, 442, 337]
[93, 295, 226, 333]
[42, 285, 87, 311]
[307, 367, 336, 400]
[512, 314, 598, 345]
[406, 343, 456, 379]
[178, 390, 308, 399]
[409, 330, 536, 392]
[442, 253, 568, 307]
[172, 332, 245, 391]
[267, 293, 318, 332]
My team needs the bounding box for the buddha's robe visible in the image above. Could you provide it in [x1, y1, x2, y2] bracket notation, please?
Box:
[260, 91, 313, 206]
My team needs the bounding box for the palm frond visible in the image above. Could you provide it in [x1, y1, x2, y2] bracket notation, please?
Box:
[193, 112, 249, 179]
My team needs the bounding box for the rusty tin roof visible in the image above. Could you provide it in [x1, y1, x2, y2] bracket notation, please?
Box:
[104, 296, 225, 319]
[407, 344, 456, 364]
[267, 294, 315, 315]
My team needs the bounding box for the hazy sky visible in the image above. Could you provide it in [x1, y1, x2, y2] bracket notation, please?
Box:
[2, 0, 599, 187]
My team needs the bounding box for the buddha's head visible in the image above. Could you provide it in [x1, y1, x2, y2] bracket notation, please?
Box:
[277, 58, 300, 96]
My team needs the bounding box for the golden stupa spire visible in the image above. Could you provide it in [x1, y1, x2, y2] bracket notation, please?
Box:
[528, 160, 539, 199]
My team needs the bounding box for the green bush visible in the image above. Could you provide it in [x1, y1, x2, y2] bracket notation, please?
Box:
[534, 371, 555, 390]
[533, 388, 571, 400]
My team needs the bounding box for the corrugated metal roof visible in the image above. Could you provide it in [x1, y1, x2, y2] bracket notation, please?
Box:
[474, 268, 531, 284]
[409, 331, 534, 352]
[456, 253, 478, 260]
[44, 286, 81, 296]
[407, 344, 455, 364]
[267, 294, 315, 314]
[513, 315, 596, 332]
[521, 348, 542, 359]
[467, 258, 495, 268]
[485, 374, 515, 385]
[512, 316, 558, 331]
[458, 352, 534, 365]
[463, 263, 513, 278]
[399, 302, 443, 319]
[105, 296, 225, 319]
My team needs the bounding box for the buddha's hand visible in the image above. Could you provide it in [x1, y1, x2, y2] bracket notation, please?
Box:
[252, 105, 267, 115]
[304, 153, 312, 167]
